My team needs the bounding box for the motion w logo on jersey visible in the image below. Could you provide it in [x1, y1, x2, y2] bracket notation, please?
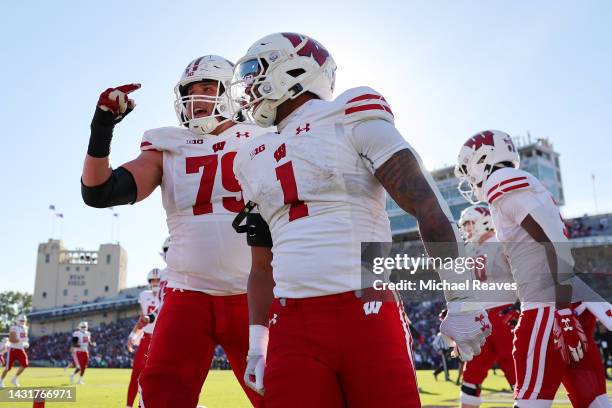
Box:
[363, 301, 382, 316]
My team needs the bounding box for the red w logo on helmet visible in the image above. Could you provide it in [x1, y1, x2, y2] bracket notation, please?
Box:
[474, 207, 490, 216]
[282, 33, 330, 66]
[465, 131, 495, 150]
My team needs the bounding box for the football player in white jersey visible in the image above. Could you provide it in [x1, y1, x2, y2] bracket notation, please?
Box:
[70, 321, 95, 385]
[455, 130, 611, 407]
[0, 315, 29, 388]
[230, 32, 491, 407]
[80, 55, 267, 407]
[125, 268, 161, 408]
[458, 205, 517, 407]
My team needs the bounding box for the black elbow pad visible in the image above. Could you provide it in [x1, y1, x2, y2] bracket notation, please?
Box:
[81, 166, 137, 208]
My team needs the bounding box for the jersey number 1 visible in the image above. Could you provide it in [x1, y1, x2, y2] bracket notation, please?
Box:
[275, 161, 308, 221]
[186, 152, 243, 215]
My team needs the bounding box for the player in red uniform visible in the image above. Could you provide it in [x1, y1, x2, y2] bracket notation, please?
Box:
[230, 32, 491, 407]
[125, 268, 161, 407]
[0, 314, 29, 388]
[455, 130, 611, 407]
[81, 55, 267, 407]
[457, 205, 517, 407]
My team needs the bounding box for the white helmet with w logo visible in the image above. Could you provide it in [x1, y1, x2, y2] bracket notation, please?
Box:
[454, 130, 520, 203]
[459, 205, 494, 243]
[174, 55, 237, 135]
[231, 32, 337, 127]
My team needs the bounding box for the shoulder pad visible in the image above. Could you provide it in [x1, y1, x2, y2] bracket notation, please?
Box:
[484, 168, 532, 204]
[337, 87, 394, 126]
[140, 126, 190, 153]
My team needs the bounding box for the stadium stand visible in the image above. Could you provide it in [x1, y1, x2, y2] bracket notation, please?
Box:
[28, 317, 229, 369]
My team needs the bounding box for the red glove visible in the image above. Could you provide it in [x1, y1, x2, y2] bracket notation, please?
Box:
[97, 83, 141, 120]
[553, 308, 588, 364]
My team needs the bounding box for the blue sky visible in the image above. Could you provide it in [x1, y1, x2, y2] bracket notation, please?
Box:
[1, 1, 610, 293]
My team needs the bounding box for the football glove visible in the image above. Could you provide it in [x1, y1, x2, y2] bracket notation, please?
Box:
[244, 325, 268, 396]
[96, 83, 140, 122]
[553, 308, 588, 364]
[22, 341, 29, 349]
[440, 307, 491, 362]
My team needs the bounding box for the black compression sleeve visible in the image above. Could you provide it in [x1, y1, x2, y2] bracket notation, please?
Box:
[246, 213, 273, 248]
[81, 166, 137, 208]
[87, 108, 118, 158]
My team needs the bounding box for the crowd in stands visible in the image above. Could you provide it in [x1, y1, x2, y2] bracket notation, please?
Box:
[566, 214, 610, 238]
[29, 317, 230, 369]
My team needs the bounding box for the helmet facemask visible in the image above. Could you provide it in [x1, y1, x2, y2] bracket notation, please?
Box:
[174, 79, 236, 135]
[455, 149, 496, 204]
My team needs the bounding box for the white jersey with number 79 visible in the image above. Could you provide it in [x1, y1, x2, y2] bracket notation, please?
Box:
[140, 123, 269, 294]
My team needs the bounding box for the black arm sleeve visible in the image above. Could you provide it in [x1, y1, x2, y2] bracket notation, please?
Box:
[245, 213, 273, 248]
[71, 336, 79, 347]
[81, 166, 137, 208]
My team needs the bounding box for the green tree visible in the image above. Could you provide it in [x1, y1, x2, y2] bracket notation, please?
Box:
[0, 291, 32, 332]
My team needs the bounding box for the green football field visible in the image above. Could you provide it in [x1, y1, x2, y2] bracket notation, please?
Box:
[0, 368, 610, 407]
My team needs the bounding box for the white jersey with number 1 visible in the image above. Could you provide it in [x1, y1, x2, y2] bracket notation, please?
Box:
[234, 87, 441, 299]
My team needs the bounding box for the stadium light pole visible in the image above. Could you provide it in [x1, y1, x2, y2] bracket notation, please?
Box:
[592, 173, 599, 215]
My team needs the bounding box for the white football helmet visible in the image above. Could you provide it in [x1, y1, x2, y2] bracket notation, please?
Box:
[231, 32, 337, 127]
[147, 268, 161, 282]
[455, 130, 520, 203]
[459, 205, 494, 243]
[147, 267, 161, 294]
[16, 314, 27, 326]
[78, 321, 88, 331]
[174, 55, 237, 135]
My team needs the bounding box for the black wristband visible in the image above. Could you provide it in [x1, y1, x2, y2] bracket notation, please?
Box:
[147, 313, 156, 323]
[88, 107, 117, 158]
